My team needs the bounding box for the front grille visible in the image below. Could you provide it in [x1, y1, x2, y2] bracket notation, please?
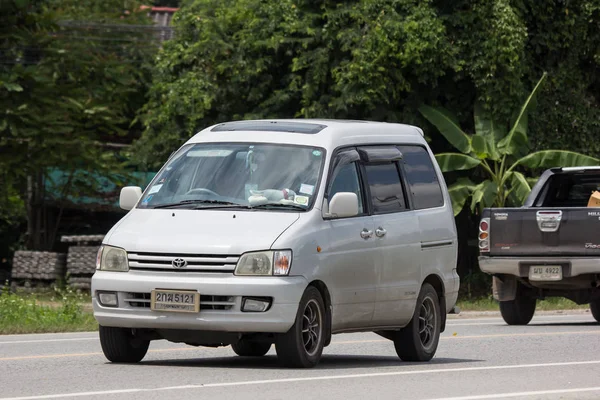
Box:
[200, 295, 236, 310]
[127, 252, 239, 273]
[126, 292, 151, 308]
[124, 292, 236, 311]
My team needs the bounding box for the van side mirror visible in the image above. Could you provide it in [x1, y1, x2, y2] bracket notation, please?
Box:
[326, 192, 359, 218]
[120, 186, 142, 210]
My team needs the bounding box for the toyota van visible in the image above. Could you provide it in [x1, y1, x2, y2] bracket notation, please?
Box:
[92, 119, 459, 368]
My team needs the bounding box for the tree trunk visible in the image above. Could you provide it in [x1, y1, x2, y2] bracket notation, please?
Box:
[48, 170, 75, 250]
[26, 175, 34, 249]
[26, 170, 44, 250]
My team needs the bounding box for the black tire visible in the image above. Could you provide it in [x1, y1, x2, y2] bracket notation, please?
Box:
[99, 325, 150, 363]
[394, 283, 441, 362]
[231, 339, 271, 357]
[499, 286, 536, 325]
[591, 299, 600, 323]
[275, 286, 325, 368]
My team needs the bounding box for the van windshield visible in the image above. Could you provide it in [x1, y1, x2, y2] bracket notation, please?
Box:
[137, 143, 326, 210]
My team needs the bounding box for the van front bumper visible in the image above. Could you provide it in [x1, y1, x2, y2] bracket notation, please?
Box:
[91, 271, 308, 333]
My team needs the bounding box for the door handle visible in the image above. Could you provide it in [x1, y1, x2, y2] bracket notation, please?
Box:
[375, 227, 387, 238]
[360, 229, 373, 239]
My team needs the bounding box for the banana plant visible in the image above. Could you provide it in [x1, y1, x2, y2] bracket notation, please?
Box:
[420, 73, 600, 216]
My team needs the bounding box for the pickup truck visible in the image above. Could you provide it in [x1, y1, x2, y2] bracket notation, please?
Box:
[478, 166, 600, 325]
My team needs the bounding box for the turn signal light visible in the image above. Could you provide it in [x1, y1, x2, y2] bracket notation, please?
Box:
[479, 218, 490, 253]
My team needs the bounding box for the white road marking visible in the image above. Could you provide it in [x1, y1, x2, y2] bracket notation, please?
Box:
[446, 319, 594, 326]
[0, 324, 592, 344]
[0, 331, 96, 338]
[448, 314, 590, 322]
[425, 386, 600, 400]
[0, 315, 595, 345]
[2, 359, 600, 400]
[0, 338, 97, 345]
[2, 329, 599, 356]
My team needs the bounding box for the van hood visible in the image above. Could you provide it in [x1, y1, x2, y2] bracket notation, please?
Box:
[105, 209, 300, 255]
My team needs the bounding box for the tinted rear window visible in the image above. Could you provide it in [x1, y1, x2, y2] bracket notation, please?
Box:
[540, 173, 600, 207]
[398, 145, 444, 209]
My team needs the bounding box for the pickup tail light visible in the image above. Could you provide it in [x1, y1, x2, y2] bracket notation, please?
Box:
[479, 218, 490, 253]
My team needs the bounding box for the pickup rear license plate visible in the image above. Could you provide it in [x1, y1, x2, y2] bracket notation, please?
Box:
[528, 266, 562, 281]
[151, 289, 200, 313]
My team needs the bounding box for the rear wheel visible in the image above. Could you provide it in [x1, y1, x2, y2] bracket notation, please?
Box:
[231, 339, 271, 357]
[99, 326, 149, 363]
[499, 284, 536, 325]
[591, 299, 600, 323]
[394, 283, 441, 362]
[275, 286, 325, 368]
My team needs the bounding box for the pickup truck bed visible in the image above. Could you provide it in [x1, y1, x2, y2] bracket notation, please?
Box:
[478, 167, 600, 325]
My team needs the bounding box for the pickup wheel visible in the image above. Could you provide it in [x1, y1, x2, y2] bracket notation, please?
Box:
[231, 339, 271, 357]
[99, 326, 149, 363]
[591, 299, 600, 323]
[394, 283, 441, 362]
[499, 290, 536, 326]
[275, 286, 325, 368]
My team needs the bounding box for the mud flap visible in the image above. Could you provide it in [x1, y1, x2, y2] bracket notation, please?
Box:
[492, 275, 517, 301]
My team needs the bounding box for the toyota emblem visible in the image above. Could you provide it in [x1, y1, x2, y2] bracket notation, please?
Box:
[172, 258, 187, 268]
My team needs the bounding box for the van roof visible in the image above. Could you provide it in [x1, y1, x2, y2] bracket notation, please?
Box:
[186, 119, 426, 150]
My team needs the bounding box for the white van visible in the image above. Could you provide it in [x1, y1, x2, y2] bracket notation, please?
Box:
[92, 119, 459, 368]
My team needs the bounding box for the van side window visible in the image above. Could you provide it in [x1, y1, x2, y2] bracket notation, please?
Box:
[328, 162, 364, 215]
[398, 145, 444, 209]
[364, 163, 406, 213]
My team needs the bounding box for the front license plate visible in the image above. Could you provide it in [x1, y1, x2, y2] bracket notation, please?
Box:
[528, 266, 562, 281]
[151, 289, 200, 313]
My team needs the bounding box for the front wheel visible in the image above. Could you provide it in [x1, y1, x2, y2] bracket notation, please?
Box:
[99, 326, 149, 363]
[231, 339, 271, 357]
[275, 286, 325, 368]
[499, 285, 536, 325]
[394, 283, 441, 362]
[591, 299, 600, 323]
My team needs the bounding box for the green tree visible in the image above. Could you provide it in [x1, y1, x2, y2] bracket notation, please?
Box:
[420, 73, 600, 216]
[0, 0, 157, 250]
[136, 0, 463, 168]
[137, 0, 600, 169]
[519, 1, 600, 158]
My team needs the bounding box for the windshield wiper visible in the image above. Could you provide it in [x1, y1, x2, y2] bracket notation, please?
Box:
[153, 200, 249, 209]
[250, 203, 307, 211]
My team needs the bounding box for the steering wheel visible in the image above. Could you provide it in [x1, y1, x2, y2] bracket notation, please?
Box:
[184, 188, 220, 197]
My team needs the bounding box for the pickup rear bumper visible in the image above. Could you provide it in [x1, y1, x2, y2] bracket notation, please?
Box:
[479, 256, 600, 302]
[478, 256, 600, 278]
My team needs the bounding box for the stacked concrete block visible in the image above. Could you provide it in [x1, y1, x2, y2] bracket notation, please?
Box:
[11, 251, 67, 291]
[62, 235, 104, 291]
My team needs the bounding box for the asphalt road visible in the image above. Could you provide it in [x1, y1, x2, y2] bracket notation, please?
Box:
[1, 312, 599, 400]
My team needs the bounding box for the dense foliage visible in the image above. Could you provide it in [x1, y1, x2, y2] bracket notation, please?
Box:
[420, 73, 600, 215]
[136, 0, 600, 170]
[519, 1, 600, 157]
[0, 0, 157, 249]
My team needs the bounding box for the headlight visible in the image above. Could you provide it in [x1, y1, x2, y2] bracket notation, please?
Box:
[97, 245, 129, 272]
[234, 250, 292, 276]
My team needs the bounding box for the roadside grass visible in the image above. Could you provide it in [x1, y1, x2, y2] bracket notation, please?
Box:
[457, 296, 589, 312]
[0, 286, 98, 335]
